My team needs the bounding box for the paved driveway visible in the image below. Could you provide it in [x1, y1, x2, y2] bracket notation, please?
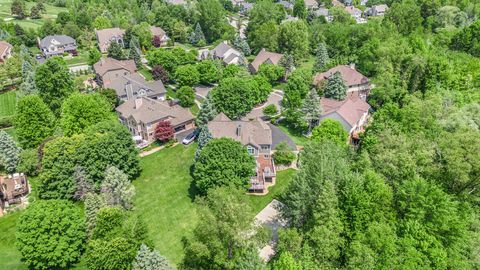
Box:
[243, 91, 283, 120]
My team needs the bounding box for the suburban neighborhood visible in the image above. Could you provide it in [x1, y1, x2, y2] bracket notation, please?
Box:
[0, 0, 479, 269]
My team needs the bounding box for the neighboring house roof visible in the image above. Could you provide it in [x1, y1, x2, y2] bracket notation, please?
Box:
[321, 93, 370, 130]
[208, 113, 272, 148]
[0, 173, 29, 203]
[39, 35, 76, 49]
[96, 28, 125, 50]
[375, 4, 388, 12]
[116, 97, 194, 126]
[345, 6, 362, 16]
[304, 0, 318, 9]
[332, 0, 345, 7]
[150, 26, 168, 39]
[108, 73, 166, 99]
[250, 49, 283, 73]
[0, 41, 12, 57]
[93, 58, 137, 77]
[278, 1, 293, 9]
[313, 65, 369, 87]
[165, 0, 186, 5]
[210, 41, 243, 64]
[315, 7, 330, 17]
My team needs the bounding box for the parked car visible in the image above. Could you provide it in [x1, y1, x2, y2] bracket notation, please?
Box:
[182, 131, 197, 145]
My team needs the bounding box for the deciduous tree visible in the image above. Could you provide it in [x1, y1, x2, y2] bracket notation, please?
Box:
[108, 41, 126, 60]
[155, 120, 174, 142]
[279, 20, 309, 61]
[152, 65, 169, 83]
[311, 119, 348, 146]
[175, 64, 200, 87]
[177, 86, 195, 107]
[293, 0, 307, 19]
[101, 166, 135, 210]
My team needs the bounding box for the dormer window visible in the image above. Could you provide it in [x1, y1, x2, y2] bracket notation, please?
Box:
[247, 146, 255, 155]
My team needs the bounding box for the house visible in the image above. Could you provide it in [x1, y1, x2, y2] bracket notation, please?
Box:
[93, 58, 137, 87]
[0, 41, 12, 63]
[365, 4, 389, 17]
[304, 0, 319, 10]
[249, 48, 283, 74]
[313, 64, 371, 99]
[208, 113, 276, 193]
[240, 2, 254, 14]
[345, 6, 365, 23]
[0, 173, 29, 215]
[116, 97, 195, 143]
[332, 0, 345, 7]
[201, 41, 244, 65]
[150, 26, 169, 46]
[108, 73, 167, 101]
[38, 35, 77, 57]
[96, 28, 126, 53]
[320, 93, 370, 143]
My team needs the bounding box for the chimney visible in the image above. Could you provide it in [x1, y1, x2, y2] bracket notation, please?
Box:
[236, 124, 242, 136]
[126, 81, 133, 100]
[134, 97, 143, 109]
[349, 63, 356, 70]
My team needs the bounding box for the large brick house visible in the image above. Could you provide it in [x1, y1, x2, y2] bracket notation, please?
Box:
[0, 173, 29, 215]
[116, 97, 195, 143]
[207, 113, 276, 193]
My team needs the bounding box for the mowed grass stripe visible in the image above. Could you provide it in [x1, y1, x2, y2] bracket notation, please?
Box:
[0, 91, 16, 117]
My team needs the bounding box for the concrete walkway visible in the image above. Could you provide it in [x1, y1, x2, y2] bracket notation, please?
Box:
[255, 199, 287, 261]
[139, 142, 179, 157]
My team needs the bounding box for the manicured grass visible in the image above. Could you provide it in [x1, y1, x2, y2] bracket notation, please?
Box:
[64, 51, 89, 66]
[133, 144, 200, 265]
[189, 103, 199, 115]
[277, 123, 310, 147]
[0, 212, 25, 270]
[0, 91, 16, 117]
[138, 67, 153, 81]
[246, 169, 296, 215]
[0, 0, 67, 29]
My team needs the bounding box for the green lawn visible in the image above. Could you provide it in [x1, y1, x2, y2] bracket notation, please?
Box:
[64, 51, 89, 66]
[0, 0, 67, 29]
[277, 123, 310, 147]
[0, 212, 25, 270]
[0, 91, 16, 117]
[138, 67, 153, 81]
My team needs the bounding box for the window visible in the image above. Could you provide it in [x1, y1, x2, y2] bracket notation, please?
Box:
[247, 146, 255, 155]
[261, 145, 270, 151]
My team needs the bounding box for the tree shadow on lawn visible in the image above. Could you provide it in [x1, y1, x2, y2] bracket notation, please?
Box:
[188, 164, 200, 202]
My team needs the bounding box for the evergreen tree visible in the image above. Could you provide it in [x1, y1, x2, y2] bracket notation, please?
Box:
[293, 0, 307, 19]
[233, 35, 251, 56]
[314, 42, 329, 72]
[132, 244, 173, 270]
[195, 126, 213, 161]
[188, 23, 206, 46]
[101, 166, 135, 210]
[195, 93, 217, 127]
[129, 36, 142, 68]
[73, 166, 94, 201]
[0, 131, 21, 173]
[279, 53, 295, 74]
[18, 48, 37, 96]
[84, 193, 106, 238]
[301, 88, 322, 133]
[107, 41, 126, 60]
[324, 71, 347, 100]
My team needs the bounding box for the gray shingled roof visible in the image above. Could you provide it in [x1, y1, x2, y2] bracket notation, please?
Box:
[39, 35, 75, 49]
[108, 73, 166, 99]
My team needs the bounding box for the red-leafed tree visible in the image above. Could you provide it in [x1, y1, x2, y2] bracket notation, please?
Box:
[155, 120, 174, 142]
[152, 65, 169, 83]
[152, 35, 162, 48]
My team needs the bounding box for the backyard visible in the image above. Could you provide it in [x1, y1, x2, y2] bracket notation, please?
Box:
[0, 0, 67, 29]
[0, 90, 16, 117]
[0, 143, 296, 268]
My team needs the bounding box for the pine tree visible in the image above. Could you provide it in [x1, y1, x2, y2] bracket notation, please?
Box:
[129, 36, 142, 68]
[107, 41, 126, 60]
[188, 23, 206, 46]
[301, 88, 322, 133]
[293, 0, 307, 19]
[314, 42, 329, 72]
[324, 71, 347, 100]
[18, 47, 37, 96]
[233, 35, 251, 56]
[195, 126, 213, 161]
[101, 166, 135, 210]
[279, 53, 295, 74]
[73, 166, 94, 201]
[84, 192, 106, 238]
[0, 131, 21, 173]
[132, 244, 173, 270]
[195, 93, 217, 127]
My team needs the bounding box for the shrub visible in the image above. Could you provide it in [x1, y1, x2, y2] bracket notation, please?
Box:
[177, 86, 195, 108]
[273, 142, 296, 166]
[263, 104, 278, 118]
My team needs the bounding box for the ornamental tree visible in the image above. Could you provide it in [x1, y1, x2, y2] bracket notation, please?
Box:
[0, 131, 21, 173]
[155, 120, 174, 142]
[15, 95, 56, 149]
[193, 138, 255, 194]
[175, 64, 200, 87]
[301, 88, 322, 133]
[324, 71, 347, 100]
[16, 200, 86, 269]
[132, 244, 173, 270]
[152, 65, 169, 83]
[107, 41, 126, 60]
[60, 92, 113, 136]
[311, 119, 348, 146]
[177, 86, 195, 108]
[101, 166, 135, 210]
[129, 36, 142, 68]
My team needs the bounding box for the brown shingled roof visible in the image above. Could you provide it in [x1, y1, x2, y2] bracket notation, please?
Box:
[93, 58, 137, 77]
[313, 65, 369, 87]
[150, 26, 167, 38]
[249, 49, 284, 73]
[0, 41, 12, 59]
[321, 93, 370, 128]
